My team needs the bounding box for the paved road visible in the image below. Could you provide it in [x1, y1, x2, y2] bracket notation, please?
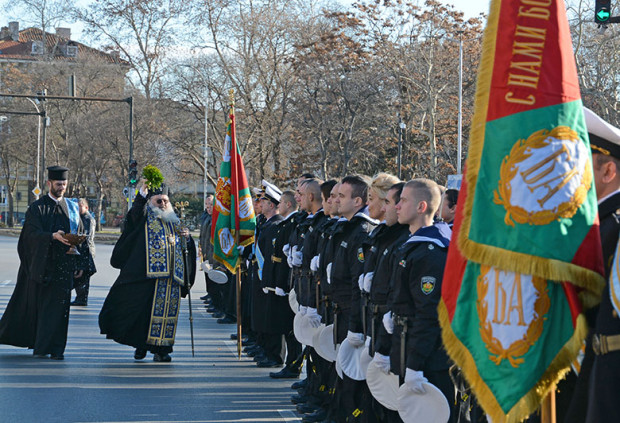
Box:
[0, 236, 302, 423]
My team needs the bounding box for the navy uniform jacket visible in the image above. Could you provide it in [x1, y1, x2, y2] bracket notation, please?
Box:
[349, 223, 410, 339]
[316, 217, 341, 322]
[299, 210, 328, 308]
[377, 224, 451, 376]
[326, 210, 377, 343]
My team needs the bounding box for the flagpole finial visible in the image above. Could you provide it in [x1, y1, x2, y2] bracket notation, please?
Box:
[229, 89, 235, 107]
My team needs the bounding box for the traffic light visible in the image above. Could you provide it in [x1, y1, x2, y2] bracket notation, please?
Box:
[595, 0, 611, 23]
[128, 160, 138, 187]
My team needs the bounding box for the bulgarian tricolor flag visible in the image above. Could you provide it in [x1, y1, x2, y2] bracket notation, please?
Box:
[439, 0, 606, 422]
[211, 96, 256, 273]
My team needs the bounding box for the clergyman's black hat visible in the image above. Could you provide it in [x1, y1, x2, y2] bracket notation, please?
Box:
[149, 183, 169, 197]
[47, 165, 69, 181]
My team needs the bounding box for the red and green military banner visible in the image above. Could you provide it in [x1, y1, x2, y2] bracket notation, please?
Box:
[438, 0, 606, 422]
[211, 98, 256, 273]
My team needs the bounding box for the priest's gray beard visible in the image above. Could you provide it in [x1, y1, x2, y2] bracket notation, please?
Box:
[147, 203, 180, 224]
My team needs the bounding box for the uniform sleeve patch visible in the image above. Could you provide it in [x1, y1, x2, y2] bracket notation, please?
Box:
[399, 259, 407, 268]
[421, 276, 436, 295]
[357, 247, 365, 263]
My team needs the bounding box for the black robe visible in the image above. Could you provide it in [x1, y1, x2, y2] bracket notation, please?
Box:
[0, 195, 78, 356]
[98, 194, 196, 354]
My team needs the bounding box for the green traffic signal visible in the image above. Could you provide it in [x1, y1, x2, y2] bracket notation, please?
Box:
[597, 8, 611, 22]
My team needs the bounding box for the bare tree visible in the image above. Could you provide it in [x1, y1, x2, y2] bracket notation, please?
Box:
[75, 0, 190, 100]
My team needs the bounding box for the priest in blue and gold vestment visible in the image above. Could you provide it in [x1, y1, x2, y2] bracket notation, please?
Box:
[99, 180, 196, 362]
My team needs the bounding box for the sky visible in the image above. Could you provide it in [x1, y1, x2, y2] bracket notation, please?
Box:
[2, 0, 492, 42]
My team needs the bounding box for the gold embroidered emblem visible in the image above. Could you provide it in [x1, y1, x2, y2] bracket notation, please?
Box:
[476, 265, 550, 368]
[494, 126, 592, 227]
[215, 177, 232, 216]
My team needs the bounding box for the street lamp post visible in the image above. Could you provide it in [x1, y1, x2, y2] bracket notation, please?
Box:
[457, 33, 463, 175]
[24, 98, 42, 196]
[446, 32, 464, 175]
[397, 116, 406, 179]
[180, 64, 210, 206]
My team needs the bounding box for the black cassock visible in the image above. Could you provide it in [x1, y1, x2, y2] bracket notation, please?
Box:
[0, 195, 78, 357]
[98, 194, 196, 355]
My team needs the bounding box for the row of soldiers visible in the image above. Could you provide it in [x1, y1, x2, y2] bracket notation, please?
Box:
[230, 172, 458, 423]
[199, 108, 620, 423]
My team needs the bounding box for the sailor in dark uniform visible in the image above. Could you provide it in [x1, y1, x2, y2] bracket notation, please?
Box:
[560, 108, 620, 423]
[374, 179, 455, 423]
[581, 108, 620, 423]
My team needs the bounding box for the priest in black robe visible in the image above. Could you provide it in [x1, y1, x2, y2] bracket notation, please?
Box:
[0, 166, 82, 360]
[99, 180, 196, 362]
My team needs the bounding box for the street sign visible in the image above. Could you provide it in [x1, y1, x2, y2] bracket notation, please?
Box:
[32, 186, 42, 196]
[447, 174, 462, 190]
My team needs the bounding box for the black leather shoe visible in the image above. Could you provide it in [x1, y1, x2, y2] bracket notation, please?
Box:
[50, 354, 64, 360]
[270, 366, 301, 379]
[200, 295, 210, 301]
[253, 354, 267, 362]
[302, 409, 327, 423]
[256, 359, 283, 368]
[291, 394, 308, 404]
[246, 348, 262, 357]
[212, 312, 225, 319]
[217, 316, 236, 324]
[70, 300, 87, 306]
[33, 353, 48, 358]
[134, 349, 147, 360]
[297, 403, 321, 414]
[153, 353, 172, 362]
[241, 339, 255, 347]
[291, 378, 308, 390]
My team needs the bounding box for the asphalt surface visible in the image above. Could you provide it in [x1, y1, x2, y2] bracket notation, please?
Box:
[0, 235, 302, 423]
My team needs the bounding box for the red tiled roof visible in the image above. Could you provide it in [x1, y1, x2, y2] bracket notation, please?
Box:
[0, 27, 129, 66]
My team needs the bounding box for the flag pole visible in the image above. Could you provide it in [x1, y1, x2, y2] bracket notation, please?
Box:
[540, 386, 556, 423]
[229, 88, 243, 360]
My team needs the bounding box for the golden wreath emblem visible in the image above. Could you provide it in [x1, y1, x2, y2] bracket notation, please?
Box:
[493, 126, 592, 227]
[476, 265, 550, 368]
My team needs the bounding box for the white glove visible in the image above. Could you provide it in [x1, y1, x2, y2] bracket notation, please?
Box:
[310, 255, 320, 272]
[139, 185, 148, 197]
[372, 352, 391, 374]
[404, 368, 427, 394]
[358, 274, 365, 292]
[262, 287, 269, 294]
[299, 306, 308, 316]
[283, 244, 291, 257]
[347, 331, 365, 348]
[292, 247, 303, 267]
[237, 245, 244, 254]
[306, 307, 322, 328]
[275, 287, 287, 296]
[382, 311, 394, 335]
[363, 272, 374, 293]
[326, 263, 332, 284]
[287, 252, 294, 268]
